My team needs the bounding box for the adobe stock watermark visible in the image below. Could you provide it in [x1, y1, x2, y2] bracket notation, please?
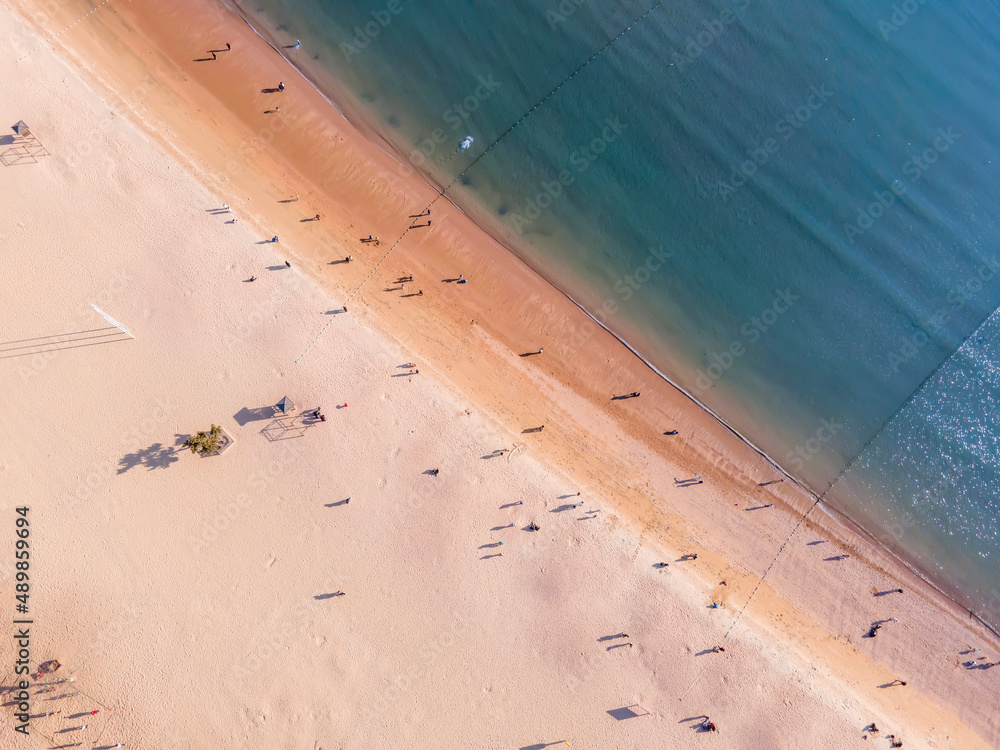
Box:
[843, 126, 960, 244]
[670, 0, 752, 72]
[188, 440, 303, 554]
[339, 0, 412, 61]
[507, 116, 627, 231]
[692, 288, 798, 394]
[16, 270, 135, 383]
[220, 110, 299, 183]
[408, 74, 503, 169]
[784, 417, 845, 473]
[703, 84, 834, 201]
[884, 472, 958, 544]
[878, 0, 930, 40]
[50, 66, 165, 184]
[887, 257, 1000, 374]
[222, 268, 307, 350]
[358, 611, 475, 727]
[549, 243, 686, 356]
[59, 397, 177, 514]
[612, 245, 677, 302]
[546, 0, 592, 29]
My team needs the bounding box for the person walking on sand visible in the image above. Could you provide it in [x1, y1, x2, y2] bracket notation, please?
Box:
[314, 214, 320, 221]
[226, 42, 231, 51]
[285, 261, 291, 267]
[272, 236, 279, 243]
[346, 255, 353, 262]
[278, 81, 285, 91]
[293, 39, 301, 49]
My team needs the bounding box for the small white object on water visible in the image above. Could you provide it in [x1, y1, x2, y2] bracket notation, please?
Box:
[460, 136, 474, 150]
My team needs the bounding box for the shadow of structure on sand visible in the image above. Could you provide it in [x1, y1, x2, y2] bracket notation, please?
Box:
[261, 416, 309, 442]
[0, 327, 131, 359]
[607, 705, 651, 720]
[233, 405, 277, 426]
[118, 436, 187, 474]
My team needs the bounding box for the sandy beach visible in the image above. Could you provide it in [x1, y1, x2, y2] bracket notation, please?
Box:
[1, 0, 998, 747]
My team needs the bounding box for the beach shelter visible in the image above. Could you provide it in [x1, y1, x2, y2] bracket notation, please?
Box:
[276, 396, 295, 414]
[12, 121, 30, 136]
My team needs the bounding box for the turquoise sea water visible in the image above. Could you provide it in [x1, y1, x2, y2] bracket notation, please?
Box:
[229, 0, 1000, 626]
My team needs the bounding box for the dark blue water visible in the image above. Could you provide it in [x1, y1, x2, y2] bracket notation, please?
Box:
[231, 0, 1000, 626]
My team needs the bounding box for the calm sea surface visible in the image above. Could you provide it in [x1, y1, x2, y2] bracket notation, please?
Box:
[229, 0, 1000, 625]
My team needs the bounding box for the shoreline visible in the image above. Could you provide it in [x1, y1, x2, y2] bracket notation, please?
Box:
[5, 0, 998, 745]
[218, 0, 998, 637]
